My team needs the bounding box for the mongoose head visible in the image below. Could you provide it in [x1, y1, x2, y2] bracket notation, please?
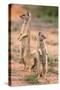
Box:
[19, 11, 31, 23]
[38, 32, 46, 41]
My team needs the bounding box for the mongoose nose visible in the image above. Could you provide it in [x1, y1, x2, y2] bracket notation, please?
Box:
[41, 35, 46, 39]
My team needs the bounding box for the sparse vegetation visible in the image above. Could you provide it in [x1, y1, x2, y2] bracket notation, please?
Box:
[12, 48, 17, 52]
[48, 55, 58, 75]
[24, 75, 39, 84]
[46, 41, 58, 46]
[51, 30, 58, 34]
[48, 56, 54, 65]
[9, 21, 21, 31]
[48, 56, 58, 65]
[48, 68, 58, 75]
[24, 5, 58, 25]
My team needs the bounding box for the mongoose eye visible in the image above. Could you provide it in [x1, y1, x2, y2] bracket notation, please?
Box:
[19, 14, 25, 19]
[41, 35, 46, 39]
[38, 32, 46, 39]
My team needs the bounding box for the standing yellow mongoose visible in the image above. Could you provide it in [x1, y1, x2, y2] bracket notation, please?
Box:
[18, 11, 31, 70]
[37, 32, 48, 76]
[31, 32, 48, 78]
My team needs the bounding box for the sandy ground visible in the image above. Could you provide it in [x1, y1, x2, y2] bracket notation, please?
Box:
[9, 27, 58, 86]
[10, 60, 58, 86]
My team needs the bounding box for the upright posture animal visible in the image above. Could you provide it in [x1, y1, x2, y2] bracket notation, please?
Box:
[18, 11, 31, 70]
[37, 32, 48, 76]
[31, 32, 48, 78]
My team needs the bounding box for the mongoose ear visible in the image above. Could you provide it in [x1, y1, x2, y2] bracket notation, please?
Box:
[38, 32, 41, 36]
[27, 11, 31, 17]
[27, 12, 29, 16]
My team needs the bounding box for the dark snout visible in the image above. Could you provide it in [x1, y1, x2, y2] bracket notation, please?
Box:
[38, 32, 46, 39]
[19, 14, 25, 19]
[41, 35, 46, 39]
